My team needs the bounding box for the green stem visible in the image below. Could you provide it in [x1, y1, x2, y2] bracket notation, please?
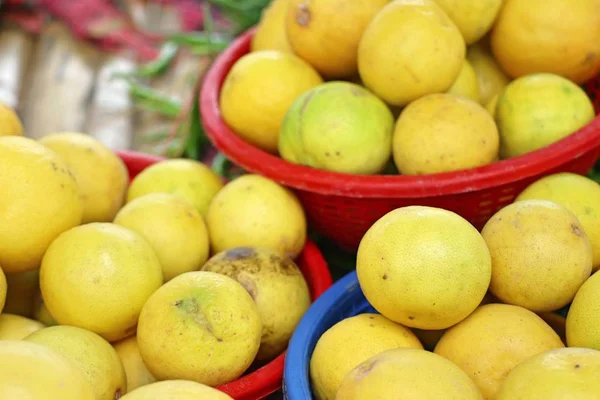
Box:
[128, 81, 182, 118]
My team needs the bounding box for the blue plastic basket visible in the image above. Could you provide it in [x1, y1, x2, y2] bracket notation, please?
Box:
[282, 271, 376, 399]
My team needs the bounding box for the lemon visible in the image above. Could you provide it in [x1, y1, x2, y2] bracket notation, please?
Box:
[497, 347, 600, 399]
[40, 223, 163, 342]
[336, 348, 483, 399]
[0, 136, 82, 273]
[202, 247, 311, 361]
[485, 93, 499, 117]
[466, 40, 511, 105]
[127, 159, 223, 217]
[393, 93, 499, 174]
[220, 50, 323, 153]
[482, 200, 592, 312]
[33, 297, 57, 327]
[358, 0, 465, 106]
[114, 193, 210, 282]
[496, 73, 595, 158]
[39, 132, 129, 223]
[491, 0, 600, 84]
[0, 103, 23, 136]
[433, 0, 503, 44]
[435, 303, 564, 399]
[251, 0, 292, 53]
[0, 340, 95, 400]
[113, 336, 156, 392]
[137, 271, 262, 387]
[206, 174, 307, 258]
[0, 313, 45, 340]
[516, 173, 600, 271]
[3, 269, 39, 317]
[566, 271, 600, 350]
[279, 82, 394, 175]
[285, 0, 389, 78]
[447, 60, 480, 101]
[120, 380, 233, 400]
[26, 325, 127, 400]
[310, 313, 422, 400]
[0, 266, 5, 314]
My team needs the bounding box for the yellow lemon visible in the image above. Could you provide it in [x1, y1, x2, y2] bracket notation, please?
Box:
[0, 136, 82, 273]
[482, 200, 593, 312]
[393, 93, 499, 174]
[206, 174, 307, 258]
[357, 206, 492, 330]
[433, 0, 503, 44]
[285, 0, 389, 78]
[220, 50, 323, 153]
[137, 271, 262, 387]
[516, 173, 600, 271]
[39, 132, 129, 223]
[491, 0, 600, 84]
[485, 93, 499, 117]
[0, 340, 95, 400]
[0, 103, 23, 136]
[113, 336, 156, 392]
[466, 40, 510, 105]
[497, 347, 600, 400]
[26, 325, 127, 400]
[114, 193, 210, 282]
[435, 304, 564, 399]
[447, 59, 480, 101]
[3, 269, 39, 317]
[358, 0, 465, 107]
[496, 73, 595, 158]
[566, 271, 600, 350]
[336, 348, 483, 400]
[120, 380, 233, 400]
[310, 313, 422, 400]
[0, 314, 45, 340]
[0, 266, 5, 314]
[251, 0, 292, 53]
[40, 223, 163, 342]
[127, 159, 223, 217]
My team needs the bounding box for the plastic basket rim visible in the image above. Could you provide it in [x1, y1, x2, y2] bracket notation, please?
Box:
[116, 150, 334, 400]
[199, 28, 600, 199]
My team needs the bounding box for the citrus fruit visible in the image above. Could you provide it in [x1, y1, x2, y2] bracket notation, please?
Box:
[392, 93, 499, 174]
[0, 266, 5, 314]
[491, 0, 600, 84]
[127, 159, 223, 217]
[0, 313, 45, 340]
[310, 313, 423, 400]
[114, 193, 210, 282]
[285, 0, 389, 78]
[466, 39, 511, 105]
[566, 271, 600, 350]
[220, 50, 323, 153]
[496, 73, 595, 158]
[336, 348, 483, 400]
[137, 271, 262, 387]
[113, 336, 156, 392]
[206, 174, 306, 258]
[26, 325, 127, 400]
[358, 0, 465, 106]
[40, 223, 163, 342]
[0, 103, 23, 136]
[202, 246, 311, 361]
[279, 81, 394, 174]
[482, 200, 593, 312]
[0, 340, 95, 400]
[447, 59, 480, 102]
[120, 380, 233, 400]
[497, 347, 600, 400]
[516, 173, 600, 271]
[434, 303, 564, 399]
[251, 0, 292, 53]
[39, 132, 129, 223]
[0, 136, 82, 273]
[434, 0, 503, 44]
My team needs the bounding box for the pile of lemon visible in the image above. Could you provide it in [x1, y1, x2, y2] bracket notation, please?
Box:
[220, 0, 600, 175]
[0, 112, 311, 399]
[309, 170, 600, 399]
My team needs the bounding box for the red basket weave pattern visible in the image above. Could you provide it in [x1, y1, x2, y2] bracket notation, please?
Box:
[117, 150, 334, 400]
[200, 29, 600, 251]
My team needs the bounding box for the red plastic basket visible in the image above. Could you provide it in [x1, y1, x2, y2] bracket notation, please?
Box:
[116, 150, 334, 400]
[200, 28, 600, 251]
